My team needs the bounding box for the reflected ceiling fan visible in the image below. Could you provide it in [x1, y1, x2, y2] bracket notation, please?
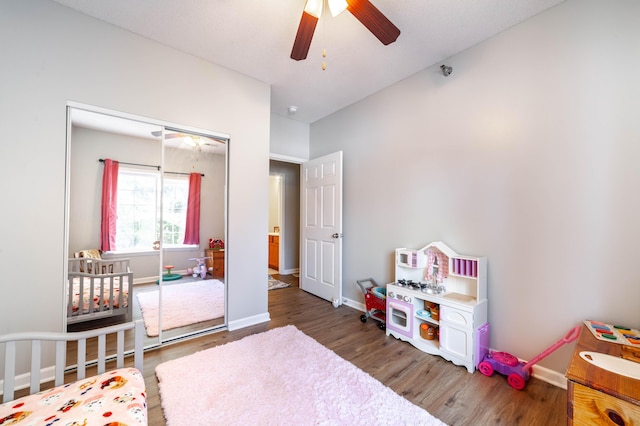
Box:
[150, 130, 224, 147]
[291, 0, 401, 61]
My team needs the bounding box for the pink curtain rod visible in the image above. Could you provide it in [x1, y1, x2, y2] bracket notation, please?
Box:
[98, 158, 204, 177]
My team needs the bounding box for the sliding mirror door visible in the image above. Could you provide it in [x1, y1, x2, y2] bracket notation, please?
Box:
[66, 106, 227, 350]
[67, 108, 163, 349]
[158, 129, 227, 342]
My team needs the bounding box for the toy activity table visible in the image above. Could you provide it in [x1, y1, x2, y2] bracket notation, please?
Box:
[584, 320, 640, 346]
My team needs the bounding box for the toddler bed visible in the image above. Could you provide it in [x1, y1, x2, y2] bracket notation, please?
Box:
[0, 320, 146, 424]
[67, 257, 133, 324]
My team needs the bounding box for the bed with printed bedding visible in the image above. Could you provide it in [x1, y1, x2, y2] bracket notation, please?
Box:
[0, 367, 146, 424]
[67, 257, 133, 324]
[0, 320, 147, 425]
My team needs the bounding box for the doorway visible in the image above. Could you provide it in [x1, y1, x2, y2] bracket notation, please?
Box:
[268, 160, 301, 277]
[268, 174, 282, 275]
[267, 152, 343, 304]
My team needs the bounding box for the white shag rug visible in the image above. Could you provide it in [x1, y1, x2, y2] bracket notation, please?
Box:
[136, 279, 224, 337]
[155, 325, 447, 426]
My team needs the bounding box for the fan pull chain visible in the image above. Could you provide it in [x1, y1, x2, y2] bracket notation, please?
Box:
[321, 0, 327, 70]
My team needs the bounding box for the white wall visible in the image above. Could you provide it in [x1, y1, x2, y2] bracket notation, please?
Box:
[310, 0, 640, 373]
[268, 114, 306, 274]
[0, 0, 270, 336]
[270, 113, 310, 160]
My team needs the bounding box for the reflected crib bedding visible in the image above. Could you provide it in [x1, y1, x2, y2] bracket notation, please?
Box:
[69, 276, 130, 316]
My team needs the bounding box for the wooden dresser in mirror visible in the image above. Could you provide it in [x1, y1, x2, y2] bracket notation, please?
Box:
[205, 249, 225, 279]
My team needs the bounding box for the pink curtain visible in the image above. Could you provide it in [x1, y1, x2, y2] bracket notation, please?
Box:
[183, 173, 201, 245]
[100, 159, 119, 252]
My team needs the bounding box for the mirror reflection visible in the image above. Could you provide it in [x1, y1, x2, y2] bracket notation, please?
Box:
[158, 128, 227, 342]
[66, 107, 227, 349]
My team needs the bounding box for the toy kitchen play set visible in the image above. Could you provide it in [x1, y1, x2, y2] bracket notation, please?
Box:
[386, 241, 490, 373]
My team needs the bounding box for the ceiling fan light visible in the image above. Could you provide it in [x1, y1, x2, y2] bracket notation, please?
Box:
[303, 0, 323, 18]
[183, 136, 197, 147]
[328, 0, 348, 17]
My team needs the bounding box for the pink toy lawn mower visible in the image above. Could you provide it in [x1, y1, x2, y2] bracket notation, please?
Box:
[478, 325, 581, 390]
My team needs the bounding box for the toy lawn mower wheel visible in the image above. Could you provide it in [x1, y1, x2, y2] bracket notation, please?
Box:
[360, 314, 367, 323]
[378, 322, 385, 330]
[508, 373, 526, 390]
[478, 361, 494, 377]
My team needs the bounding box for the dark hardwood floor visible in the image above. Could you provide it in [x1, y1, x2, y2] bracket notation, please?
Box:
[138, 274, 566, 425]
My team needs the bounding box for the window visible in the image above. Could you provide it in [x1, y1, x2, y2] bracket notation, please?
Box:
[115, 169, 191, 252]
[162, 178, 189, 245]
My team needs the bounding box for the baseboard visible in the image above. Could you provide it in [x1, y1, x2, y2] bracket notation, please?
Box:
[342, 296, 567, 388]
[133, 269, 191, 285]
[529, 364, 567, 389]
[134, 275, 157, 285]
[281, 267, 299, 275]
[227, 313, 271, 331]
[342, 296, 364, 311]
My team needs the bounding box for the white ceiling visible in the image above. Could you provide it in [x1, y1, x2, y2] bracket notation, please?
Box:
[52, 0, 565, 124]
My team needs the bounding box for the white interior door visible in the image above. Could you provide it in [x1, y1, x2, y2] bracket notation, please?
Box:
[300, 151, 343, 306]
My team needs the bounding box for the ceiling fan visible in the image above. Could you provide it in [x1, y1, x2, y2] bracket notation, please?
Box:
[150, 130, 224, 148]
[291, 0, 401, 61]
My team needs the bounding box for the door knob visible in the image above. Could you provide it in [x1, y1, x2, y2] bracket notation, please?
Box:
[332, 233, 343, 238]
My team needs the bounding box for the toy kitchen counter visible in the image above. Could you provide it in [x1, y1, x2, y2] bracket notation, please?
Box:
[385, 241, 489, 374]
[565, 321, 640, 425]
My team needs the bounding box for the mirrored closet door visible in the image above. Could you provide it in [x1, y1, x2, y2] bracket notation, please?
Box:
[65, 106, 228, 350]
[158, 128, 227, 342]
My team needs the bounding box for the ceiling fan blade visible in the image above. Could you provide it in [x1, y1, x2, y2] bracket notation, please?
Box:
[346, 0, 400, 45]
[290, 10, 319, 61]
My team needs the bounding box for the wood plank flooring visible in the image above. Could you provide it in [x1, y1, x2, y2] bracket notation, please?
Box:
[98, 274, 569, 425]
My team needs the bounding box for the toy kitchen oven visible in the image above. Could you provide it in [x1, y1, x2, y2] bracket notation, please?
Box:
[386, 241, 490, 373]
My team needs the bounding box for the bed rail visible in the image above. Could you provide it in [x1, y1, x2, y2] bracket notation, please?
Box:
[68, 257, 131, 274]
[67, 257, 133, 324]
[1, 320, 144, 403]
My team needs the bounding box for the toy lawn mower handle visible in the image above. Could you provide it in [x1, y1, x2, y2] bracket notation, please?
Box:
[562, 325, 582, 343]
[523, 325, 582, 370]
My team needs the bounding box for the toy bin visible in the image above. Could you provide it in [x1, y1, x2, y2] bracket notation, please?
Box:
[420, 323, 436, 340]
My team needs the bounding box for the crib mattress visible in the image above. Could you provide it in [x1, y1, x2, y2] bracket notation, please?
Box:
[0, 367, 146, 425]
